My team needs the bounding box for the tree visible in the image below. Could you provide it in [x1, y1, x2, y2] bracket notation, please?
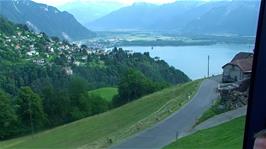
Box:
[0, 90, 17, 139]
[69, 93, 92, 120]
[51, 36, 60, 42]
[113, 69, 161, 107]
[16, 87, 46, 132]
[90, 94, 109, 115]
[40, 83, 58, 126]
[43, 89, 72, 126]
[53, 90, 71, 124]
[0, 16, 16, 35]
[68, 76, 91, 121]
[81, 44, 88, 49]
[68, 76, 89, 101]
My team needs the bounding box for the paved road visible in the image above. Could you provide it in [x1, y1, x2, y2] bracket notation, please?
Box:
[110, 79, 219, 149]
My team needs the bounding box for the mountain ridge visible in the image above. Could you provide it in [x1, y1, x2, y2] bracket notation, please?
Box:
[0, 0, 96, 41]
[88, 1, 260, 36]
[58, 0, 125, 25]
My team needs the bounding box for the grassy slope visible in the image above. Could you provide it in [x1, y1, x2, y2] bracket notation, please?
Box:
[0, 80, 201, 149]
[88, 87, 118, 102]
[196, 98, 227, 125]
[164, 117, 245, 149]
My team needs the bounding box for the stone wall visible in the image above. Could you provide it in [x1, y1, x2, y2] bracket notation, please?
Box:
[219, 79, 250, 110]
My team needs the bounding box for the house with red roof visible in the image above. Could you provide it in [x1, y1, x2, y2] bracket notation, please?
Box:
[222, 52, 253, 83]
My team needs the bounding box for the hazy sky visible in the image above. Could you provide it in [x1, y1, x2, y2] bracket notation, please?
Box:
[32, 0, 178, 6]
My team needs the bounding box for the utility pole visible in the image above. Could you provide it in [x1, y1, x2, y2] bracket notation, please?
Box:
[207, 55, 210, 78]
[176, 131, 179, 140]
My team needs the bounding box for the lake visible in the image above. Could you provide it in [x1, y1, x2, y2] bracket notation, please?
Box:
[120, 44, 254, 80]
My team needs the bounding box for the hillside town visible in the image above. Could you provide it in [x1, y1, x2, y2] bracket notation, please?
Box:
[0, 25, 113, 75]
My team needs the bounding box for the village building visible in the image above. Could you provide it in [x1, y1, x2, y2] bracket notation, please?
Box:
[33, 59, 45, 65]
[219, 52, 254, 110]
[63, 67, 73, 75]
[27, 50, 39, 56]
[81, 56, 87, 61]
[222, 52, 253, 83]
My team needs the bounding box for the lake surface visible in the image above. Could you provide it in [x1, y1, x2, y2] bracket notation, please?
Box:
[121, 44, 254, 80]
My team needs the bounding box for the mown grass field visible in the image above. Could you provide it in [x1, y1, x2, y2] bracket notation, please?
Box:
[0, 80, 201, 149]
[88, 87, 118, 102]
[164, 117, 245, 149]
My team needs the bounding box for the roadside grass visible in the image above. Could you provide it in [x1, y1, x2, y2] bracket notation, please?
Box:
[196, 98, 228, 125]
[88, 87, 118, 102]
[164, 117, 245, 149]
[0, 80, 202, 149]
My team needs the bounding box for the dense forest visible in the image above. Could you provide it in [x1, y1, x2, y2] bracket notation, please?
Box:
[0, 16, 190, 139]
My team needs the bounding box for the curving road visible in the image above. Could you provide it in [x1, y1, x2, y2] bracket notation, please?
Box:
[110, 78, 220, 149]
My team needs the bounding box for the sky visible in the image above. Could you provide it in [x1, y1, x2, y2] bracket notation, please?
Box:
[32, 0, 178, 6]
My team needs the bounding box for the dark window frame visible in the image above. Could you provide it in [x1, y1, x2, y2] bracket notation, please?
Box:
[243, 0, 266, 148]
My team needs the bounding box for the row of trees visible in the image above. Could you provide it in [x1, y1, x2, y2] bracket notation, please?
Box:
[0, 87, 45, 139]
[73, 48, 190, 89]
[0, 76, 109, 140]
[0, 69, 167, 140]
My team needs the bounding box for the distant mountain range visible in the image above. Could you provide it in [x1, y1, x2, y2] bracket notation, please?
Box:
[58, 1, 125, 26]
[88, 1, 260, 36]
[0, 0, 95, 41]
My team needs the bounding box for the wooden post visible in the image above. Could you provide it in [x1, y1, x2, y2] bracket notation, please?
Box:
[208, 55, 210, 78]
